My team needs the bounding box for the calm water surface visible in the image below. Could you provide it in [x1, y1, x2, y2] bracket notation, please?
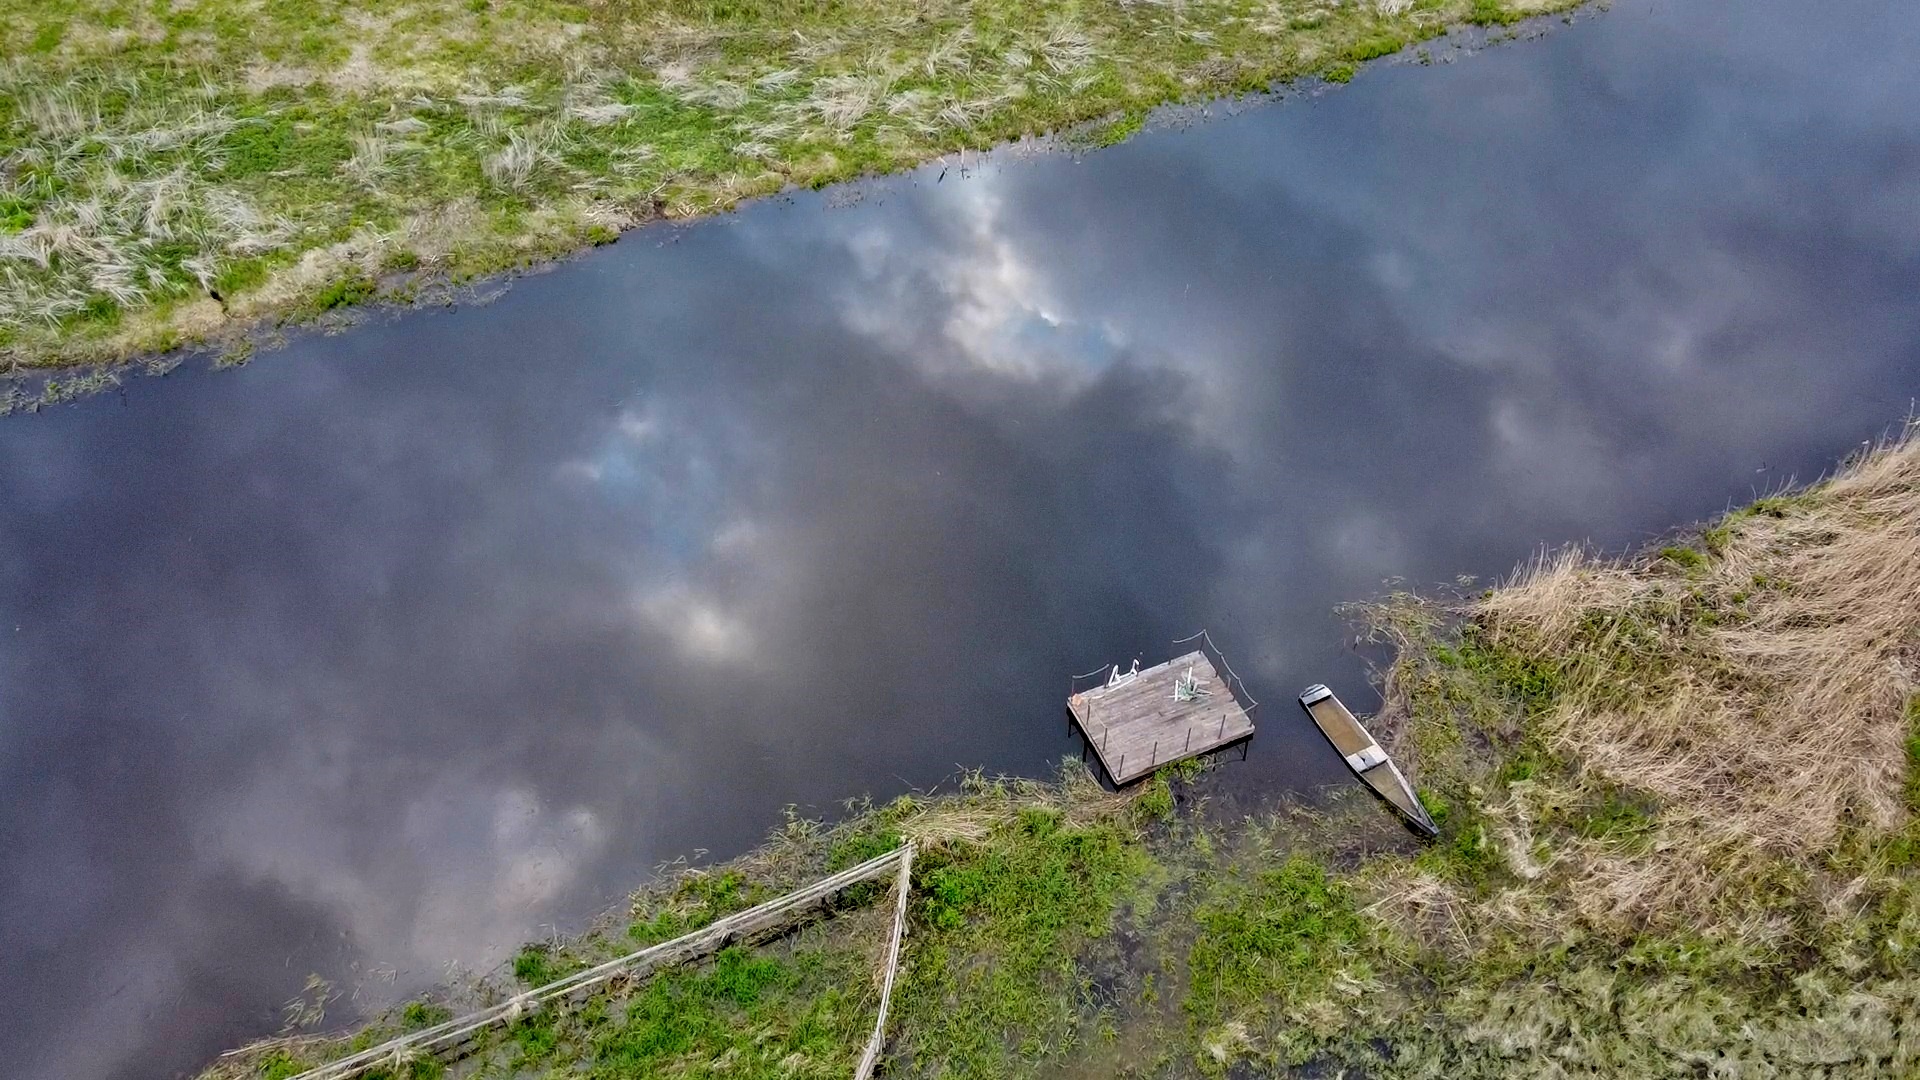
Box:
[5, 1, 1920, 1075]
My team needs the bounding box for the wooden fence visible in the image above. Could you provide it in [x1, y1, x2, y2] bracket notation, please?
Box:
[280, 844, 915, 1080]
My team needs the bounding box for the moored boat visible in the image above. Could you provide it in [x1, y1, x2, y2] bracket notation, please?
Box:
[1298, 684, 1438, 837]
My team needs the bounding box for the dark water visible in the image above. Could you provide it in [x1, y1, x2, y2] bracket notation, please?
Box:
[6, 1, 1920, 1075]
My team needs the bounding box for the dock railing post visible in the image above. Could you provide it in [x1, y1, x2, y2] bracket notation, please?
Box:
[1151, 741, 1157, 767]
[1185, 730, 1191, 753]
[1117, 753, 1125, 779]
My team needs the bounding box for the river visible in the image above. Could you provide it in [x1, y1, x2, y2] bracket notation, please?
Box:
[3, 1, 1919, 1075]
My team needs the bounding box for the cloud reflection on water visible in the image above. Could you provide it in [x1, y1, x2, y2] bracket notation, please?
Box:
[2, 2, 1918, 1076]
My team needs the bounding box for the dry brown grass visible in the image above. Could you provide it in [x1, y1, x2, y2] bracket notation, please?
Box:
[1359, 424, 1920, 953]
[1329, 433, 1920, 1075]
[1467, 432, 1920, 928]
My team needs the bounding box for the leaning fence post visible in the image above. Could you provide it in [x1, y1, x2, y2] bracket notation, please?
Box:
[853, 845, 914, 1080]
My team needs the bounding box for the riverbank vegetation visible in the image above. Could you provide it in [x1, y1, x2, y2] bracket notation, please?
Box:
[1, 0, 1582, 371]
[207, 432, 1920, 1077]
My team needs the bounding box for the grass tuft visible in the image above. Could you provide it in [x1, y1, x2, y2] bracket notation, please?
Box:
[1134, 773, 1175, 823]
[399, 1001, 452, 1030]
[1906, 693, 1920, 814]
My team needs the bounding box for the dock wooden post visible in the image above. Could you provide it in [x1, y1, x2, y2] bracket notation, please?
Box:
[1151, 741, 1158, 767]
[1185, 730, 1191, 753]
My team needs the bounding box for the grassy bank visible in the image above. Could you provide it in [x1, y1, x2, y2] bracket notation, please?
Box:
[0, 0, 1583, 372]
[206, 432, 1920, 1078]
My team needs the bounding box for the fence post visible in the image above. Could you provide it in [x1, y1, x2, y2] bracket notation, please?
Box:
[854, 846, 914, 1080]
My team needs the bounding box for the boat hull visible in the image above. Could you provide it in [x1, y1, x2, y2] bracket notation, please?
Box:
[1298, 685, 1438, 837]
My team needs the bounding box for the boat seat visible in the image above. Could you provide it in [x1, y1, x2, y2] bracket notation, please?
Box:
[1345, 745, 1387, 772]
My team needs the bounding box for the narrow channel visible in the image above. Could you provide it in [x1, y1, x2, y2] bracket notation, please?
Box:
[2, 1, 1917, 1075]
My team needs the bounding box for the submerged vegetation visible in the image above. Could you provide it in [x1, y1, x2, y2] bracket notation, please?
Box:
[207, 432, 1920, 1077]
[0, 0, 1583, 371]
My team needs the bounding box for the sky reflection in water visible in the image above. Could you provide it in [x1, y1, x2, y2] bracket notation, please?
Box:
[3, 1, 1919, 1075]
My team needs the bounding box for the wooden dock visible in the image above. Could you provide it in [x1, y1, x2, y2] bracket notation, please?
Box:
[1068, 651, 1254, 785]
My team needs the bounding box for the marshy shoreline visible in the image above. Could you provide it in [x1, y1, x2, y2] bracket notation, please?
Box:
[206, 430, 1920, 1078]
[0, 0, 1590, 380]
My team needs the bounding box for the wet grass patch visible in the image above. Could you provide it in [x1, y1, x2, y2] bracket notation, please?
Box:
[892, 805, 1147, 1076]
[1185, 856, 1367, 1024]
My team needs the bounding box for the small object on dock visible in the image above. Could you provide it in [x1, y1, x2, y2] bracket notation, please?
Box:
[1068, 651, 1254, 785]
[1298, 684, 1438, 837]
[1172, 666, 1212, 702]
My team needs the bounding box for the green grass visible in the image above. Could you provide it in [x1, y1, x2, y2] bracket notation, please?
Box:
[1659, 543, 1708, 571]
[399, 1001, 452, 1029]
[1134, 773, 1176, 823]
[896, 807, 1147, 1076]
[0, 0, 1584, 370]
[472, 941, 878, 1079]
[257, 1054, 305, 1080]
[1907, 693, 1920, 813]
[1347, 458, 1920, 1074]
[310, 272, 376, 313]
[624, 869, 760, 945]
[1569, 788, 1657, 842]
[587, 947, 872, 1078]
[1186, 855, 1367, 1023]
[1450, 627, 1560, 714]
[1468, 0, 1530, 25]
[1344, 34, 1406, 62]
[511, 942, 581, 986]
[1091, 109, 1145, 149]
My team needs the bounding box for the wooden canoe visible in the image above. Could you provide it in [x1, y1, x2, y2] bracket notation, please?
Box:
[1298, 684, 1438, 837]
